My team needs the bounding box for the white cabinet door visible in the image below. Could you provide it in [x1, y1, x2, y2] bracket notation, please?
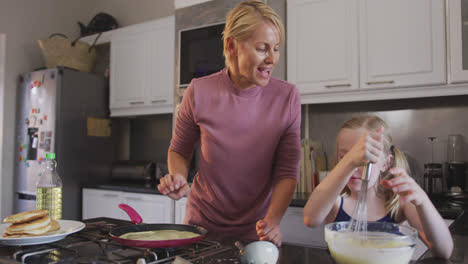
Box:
[82, 188, 124, 220]
[109, 16, 175, 116]
[287, 0, 359, 94]
[122, 192, 175, 224]
[447, 0, 468, 83]
[175, 197, 188, 224]
[110, 34, 147, 109]
[360, 0, 446, 89]
[148, 24, 174, 108]
[280, 207, 326, 247]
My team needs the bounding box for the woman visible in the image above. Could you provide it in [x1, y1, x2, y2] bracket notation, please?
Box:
[158, 0, 301, 246]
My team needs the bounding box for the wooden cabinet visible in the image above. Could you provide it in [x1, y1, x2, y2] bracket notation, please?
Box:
[287, 0, 447, 103]
[448, 0, 468, 83]
[359, 0, 446, 89]
[82, 188, 174, 223]
[122, 192, 174, 223]
[280, 206, 326, 246]
[109, 16, 175, 116]
[287, 0, 359, 94]
[82, 189, 124, 220]
[175, 197, 188, 224]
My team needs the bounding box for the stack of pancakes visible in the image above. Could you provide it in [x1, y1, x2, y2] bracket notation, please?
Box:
[2, 210, 60, 238]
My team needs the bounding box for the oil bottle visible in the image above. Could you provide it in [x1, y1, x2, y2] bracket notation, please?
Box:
[36, 152, 62, 220]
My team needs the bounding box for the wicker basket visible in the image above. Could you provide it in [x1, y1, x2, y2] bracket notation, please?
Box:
[38, 34, 97, 72]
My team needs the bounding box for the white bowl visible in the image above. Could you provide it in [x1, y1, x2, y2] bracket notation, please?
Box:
[325, 221, 417, 264]
[239, 241, 279, 264]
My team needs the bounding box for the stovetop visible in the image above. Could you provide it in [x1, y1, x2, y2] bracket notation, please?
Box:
[0, 218, 334, 264]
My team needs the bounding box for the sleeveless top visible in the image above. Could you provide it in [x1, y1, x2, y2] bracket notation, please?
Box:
[334, 197, 395, 223]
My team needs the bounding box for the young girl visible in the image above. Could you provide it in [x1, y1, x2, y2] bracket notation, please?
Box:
[303, 115, 453, 259]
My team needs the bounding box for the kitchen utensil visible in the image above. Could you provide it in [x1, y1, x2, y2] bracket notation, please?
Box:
[109, 204, 207, 248]
[447, 134, 465, 163]
[424, 163, 444, 194]
[325, 221, 417, 264]
[348, 163, 373, 234]
[235, 241, 279, 264]
[446, 162, 466, 192]
[111, 160, 155, 184]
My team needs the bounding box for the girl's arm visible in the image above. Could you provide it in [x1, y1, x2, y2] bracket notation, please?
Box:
[382, 168, 453, 259]
[303, 155, 356, 227]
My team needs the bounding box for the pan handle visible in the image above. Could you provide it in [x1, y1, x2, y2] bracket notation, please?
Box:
[119, 203, 143, 224]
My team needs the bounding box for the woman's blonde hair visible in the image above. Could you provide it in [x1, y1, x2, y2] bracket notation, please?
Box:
[338, 115, 411, 218]
[222, 0, 285, 70]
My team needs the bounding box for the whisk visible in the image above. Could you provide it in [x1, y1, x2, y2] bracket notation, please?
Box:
[348, 163, 373, 237]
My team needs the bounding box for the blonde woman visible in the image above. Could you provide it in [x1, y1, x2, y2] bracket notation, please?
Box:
[303, 115, 453, 258]
[158, 0, 300, 246]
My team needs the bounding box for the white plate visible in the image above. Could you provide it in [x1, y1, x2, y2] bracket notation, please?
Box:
[0, 220, 86, 246]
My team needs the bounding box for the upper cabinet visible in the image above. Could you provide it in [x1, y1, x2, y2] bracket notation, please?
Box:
[360, 0, 446, 89]
[287, 0, 359, 93]
[110, 16, 175, 116]
[448, 0, 468, 83]
[287, 0, 448, 104]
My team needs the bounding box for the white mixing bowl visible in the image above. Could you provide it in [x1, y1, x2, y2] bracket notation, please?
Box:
[325, 221, 417, 264]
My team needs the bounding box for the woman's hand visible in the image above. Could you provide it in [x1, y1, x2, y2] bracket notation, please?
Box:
[380, 167, 429, 206]
[256, 219, 282, 247]
[344, 126, 384, 167]
[157, 173, 190, 200]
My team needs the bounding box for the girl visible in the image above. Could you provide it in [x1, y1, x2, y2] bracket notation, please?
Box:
[303, 115, 453, 258]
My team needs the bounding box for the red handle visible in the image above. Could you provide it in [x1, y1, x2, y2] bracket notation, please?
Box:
[118, 203, 143, 224]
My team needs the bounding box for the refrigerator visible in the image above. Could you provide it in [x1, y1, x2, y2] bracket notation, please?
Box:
[15, 67, 114, 220]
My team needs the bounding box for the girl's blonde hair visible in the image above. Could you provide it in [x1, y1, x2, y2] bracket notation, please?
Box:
[338, 115, 411, 218]
[222, 0, 285, 70]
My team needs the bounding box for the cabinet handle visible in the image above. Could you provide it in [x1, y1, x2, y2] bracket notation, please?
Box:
[126, 197, 142, 201]
[325, 84, 351, 88]
[151, 99, 167, 104]
[366, 80, 395, 85]
[129, 101, 145, 105]
[103, 194, 119, 198]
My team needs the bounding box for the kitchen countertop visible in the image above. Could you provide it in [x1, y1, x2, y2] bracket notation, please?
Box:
[83, 183, 311, 206]
[83, 182, 163, 195]
[81, 183, 467, 262]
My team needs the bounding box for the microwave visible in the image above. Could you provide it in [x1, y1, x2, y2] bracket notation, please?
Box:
[179, 22, 226, 87]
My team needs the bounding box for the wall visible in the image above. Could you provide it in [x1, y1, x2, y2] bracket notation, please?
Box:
[307, 95, 468, 187]
[0, 0, 174, 219]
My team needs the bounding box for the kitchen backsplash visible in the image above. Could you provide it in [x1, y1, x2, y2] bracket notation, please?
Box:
[305, 94, 468, 184]
[128, 114, 173, 163]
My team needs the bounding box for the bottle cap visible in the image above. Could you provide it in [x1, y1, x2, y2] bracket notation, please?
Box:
[45, 153, 56, 160]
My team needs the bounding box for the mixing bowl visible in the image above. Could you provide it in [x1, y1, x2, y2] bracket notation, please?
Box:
[324, 221, 417, 264]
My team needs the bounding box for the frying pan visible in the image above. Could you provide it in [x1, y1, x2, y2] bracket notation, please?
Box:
[109, 204, 207, 248]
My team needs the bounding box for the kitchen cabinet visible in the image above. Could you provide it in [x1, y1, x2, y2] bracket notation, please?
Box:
[82, 188, 175, 223]
[448, 0, 468, 83]
[280, 206, 327, 247]
[287, 0, 359, 94]
[82, 189, 124, 220]
[359, 0, 445, 89]
[122, 192, 174, 223]
[109, 16, 175, 116]
[287, 0, 446, 104]
[175, 197, 188, 224]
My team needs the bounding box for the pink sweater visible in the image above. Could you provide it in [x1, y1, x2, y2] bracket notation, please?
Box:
[170, 68, 301, 240]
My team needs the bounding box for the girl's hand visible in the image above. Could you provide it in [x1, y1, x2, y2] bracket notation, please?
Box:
[345, 126, 384, 167]
[157, 173, 190, 200]
[380, 167, 428, 206]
